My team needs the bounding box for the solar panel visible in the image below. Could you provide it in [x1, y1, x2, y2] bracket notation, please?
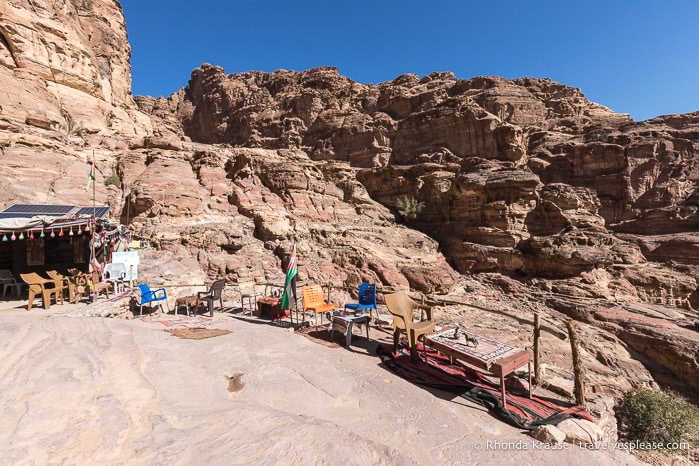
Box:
[76, 206, 110, 218]
[3, 204, 73, 215]
[0, 212, 39, 219]
[0, 204, 110, 218]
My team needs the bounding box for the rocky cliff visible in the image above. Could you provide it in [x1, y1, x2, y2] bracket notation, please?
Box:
[149, 64, 699, 306]
[0, 1, 697, 400]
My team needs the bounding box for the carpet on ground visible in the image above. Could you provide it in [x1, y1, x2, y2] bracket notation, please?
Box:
[168, 328, 231, 339]
[140, 314, 214, 329]
[108, 291, 132, 302]
[377, 341, 593, 430]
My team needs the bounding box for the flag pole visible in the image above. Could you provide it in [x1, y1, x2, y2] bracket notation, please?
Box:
[92, 149, 96, 221]
[91, 150, 96, 276]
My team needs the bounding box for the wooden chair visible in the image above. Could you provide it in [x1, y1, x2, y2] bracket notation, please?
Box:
[20, 272, 63, 310]
[90, 272, 112, 300]
[385, 291, 435, 361]
[67, 268, 89, 282]
[68, 269, 91, 296]
[302, 284, 336, 329]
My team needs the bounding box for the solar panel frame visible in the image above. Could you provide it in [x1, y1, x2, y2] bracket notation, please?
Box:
[0, 204, 110, 218]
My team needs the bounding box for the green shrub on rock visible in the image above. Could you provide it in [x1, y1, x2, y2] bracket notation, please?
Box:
[617, 387, 699, 446]
[396, 196, 425, 221]
[105, 175, 121, 187]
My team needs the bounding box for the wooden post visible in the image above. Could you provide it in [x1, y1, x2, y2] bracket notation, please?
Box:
[566, 318, 586, 407]
[533, 312, 541, 385]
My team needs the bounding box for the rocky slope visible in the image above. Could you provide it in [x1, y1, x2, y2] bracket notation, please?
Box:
[0, 0, 697, 401]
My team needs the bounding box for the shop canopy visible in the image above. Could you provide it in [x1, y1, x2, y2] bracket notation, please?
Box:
[0, 204, 110, 233]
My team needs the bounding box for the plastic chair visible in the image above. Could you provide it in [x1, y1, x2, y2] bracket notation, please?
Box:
[103, 262, 127, 292]
[20, 272, 63, 310]
[46, 270, 82, 304]
[302, 284, 336, 329]
[136, 283, 169, 316]
[385, 291, 435, 361]
[0, 269, 23, 297]
[196, 279, 226, 317]
[344, 283, 378, 321]
[42, 271, 71, 303]
[239, 281, 257, 316]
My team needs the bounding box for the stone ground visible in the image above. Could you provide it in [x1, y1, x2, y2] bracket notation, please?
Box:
[0, 295, 648, 465]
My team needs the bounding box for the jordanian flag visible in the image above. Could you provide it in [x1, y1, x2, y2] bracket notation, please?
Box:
[83, 156, 95, 191]
[280, 245, 298, 310]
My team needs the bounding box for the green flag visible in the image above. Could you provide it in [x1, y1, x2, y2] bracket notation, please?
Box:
[83, 156, 95, 191]
[280, 245, 297, 311]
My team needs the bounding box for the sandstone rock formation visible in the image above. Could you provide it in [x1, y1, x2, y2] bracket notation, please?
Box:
[0, 0, 697, 402]
[0, 0, 151, 142]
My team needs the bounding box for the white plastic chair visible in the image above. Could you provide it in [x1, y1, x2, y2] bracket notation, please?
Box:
[103, 263, 127, 292]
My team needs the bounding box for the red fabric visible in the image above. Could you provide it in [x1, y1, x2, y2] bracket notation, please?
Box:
[378, 341, 593, 429]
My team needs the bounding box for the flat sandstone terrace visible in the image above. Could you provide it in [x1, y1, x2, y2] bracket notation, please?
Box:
[0, 306, 642, 465]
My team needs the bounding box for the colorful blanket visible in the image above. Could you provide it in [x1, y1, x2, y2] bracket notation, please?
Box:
[377, 341, 592, 430]
[108, 291, 132, 303]
[140, 315, 214, 329]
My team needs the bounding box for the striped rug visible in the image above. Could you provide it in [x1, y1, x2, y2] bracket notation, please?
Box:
[377, 341, 592, 430]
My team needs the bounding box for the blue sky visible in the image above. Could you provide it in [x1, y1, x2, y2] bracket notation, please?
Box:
[120, 0, 699, 121]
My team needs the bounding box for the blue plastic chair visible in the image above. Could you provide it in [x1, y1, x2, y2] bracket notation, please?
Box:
[344, 283, 378, 321]
[136, 283, 169, 316]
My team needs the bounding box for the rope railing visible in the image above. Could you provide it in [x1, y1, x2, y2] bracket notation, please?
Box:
[131, 279, 567, 338]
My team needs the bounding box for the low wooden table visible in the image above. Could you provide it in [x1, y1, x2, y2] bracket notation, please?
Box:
[425, 329, 531, 409]
[257, 296, 284, 320]
[175, 295, 199, 316]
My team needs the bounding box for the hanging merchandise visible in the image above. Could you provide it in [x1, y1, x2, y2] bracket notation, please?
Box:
[85, 223, 90, 232]
[50, 230, 56, 238]
[29, 231, 35, 240]
[69, 227, 74, 236]
[59, 228, 64, 237]
[18, 232, 24, 240]
[40, 229, 45, 238]
[1, 233, 7, 242]
[10, 232, 16, 241]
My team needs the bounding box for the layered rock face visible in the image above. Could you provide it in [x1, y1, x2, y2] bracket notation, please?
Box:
[141, 64, 698, 396]
[0, 0, 151, 142]
[0, 0, 153, 209]
[163, 65, 699, 291]
[0, 3, 697, 400]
